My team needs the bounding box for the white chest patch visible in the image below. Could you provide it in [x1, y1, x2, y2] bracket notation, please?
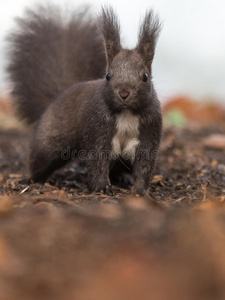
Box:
[112, 110, 140, 162]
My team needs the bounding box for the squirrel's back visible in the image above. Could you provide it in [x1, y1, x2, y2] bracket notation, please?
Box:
[6, 4, 106, 123]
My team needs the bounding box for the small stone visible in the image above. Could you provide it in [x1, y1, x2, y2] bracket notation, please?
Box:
[217, 164, 225, 174]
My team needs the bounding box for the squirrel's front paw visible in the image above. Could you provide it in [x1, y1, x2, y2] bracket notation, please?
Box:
[88, 179, 117, 196]
[103, 185, 120, 196]
[95, 185, 117, 196]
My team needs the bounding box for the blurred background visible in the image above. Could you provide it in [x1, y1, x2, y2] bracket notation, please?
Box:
[1, 3, 225, 298]
[0, 0, 225, 104]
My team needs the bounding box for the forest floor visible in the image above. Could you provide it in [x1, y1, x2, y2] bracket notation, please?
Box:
[0, 97, 225, 300]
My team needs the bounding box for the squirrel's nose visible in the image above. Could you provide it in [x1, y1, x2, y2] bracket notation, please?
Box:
[119, 90, 130, 100]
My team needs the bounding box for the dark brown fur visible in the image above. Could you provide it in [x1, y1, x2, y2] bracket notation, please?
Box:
[6, 4, 106, 122]
[7, 5, 162, 196]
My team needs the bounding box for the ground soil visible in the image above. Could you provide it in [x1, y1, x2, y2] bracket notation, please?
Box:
[0, 107, 225, 300]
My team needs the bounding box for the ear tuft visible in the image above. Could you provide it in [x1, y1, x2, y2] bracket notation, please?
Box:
[100, 6, 121, 67]
[137, 10, 162, 69]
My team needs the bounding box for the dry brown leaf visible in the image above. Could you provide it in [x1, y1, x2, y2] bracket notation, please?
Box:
[163, 97, 225, 126]
[203, 134, 225, 150]
[211, 159, 218, 167]
[151, 175, 164, 184]
[9, 173, 23, 179]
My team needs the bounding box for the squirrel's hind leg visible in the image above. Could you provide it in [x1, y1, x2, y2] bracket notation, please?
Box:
[29, 147, 67, 183]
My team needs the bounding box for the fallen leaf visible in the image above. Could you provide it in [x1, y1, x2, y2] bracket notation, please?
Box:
[211, 159, 218, 167]
[203, 134, 225, 150]
[9, 173, 23, 179]
[152, 175, 164, 184]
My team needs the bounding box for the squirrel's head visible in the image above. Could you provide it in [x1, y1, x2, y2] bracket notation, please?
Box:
[100, 6, 161, 113]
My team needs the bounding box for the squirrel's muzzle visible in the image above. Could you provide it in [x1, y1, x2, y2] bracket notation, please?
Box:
[118, 90, 130, 101]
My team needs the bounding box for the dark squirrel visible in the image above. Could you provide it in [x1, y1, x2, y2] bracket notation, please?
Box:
[7, 4, 162, 196]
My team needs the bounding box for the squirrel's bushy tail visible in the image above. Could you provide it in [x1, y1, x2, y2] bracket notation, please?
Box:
[6, 4, 106, 123]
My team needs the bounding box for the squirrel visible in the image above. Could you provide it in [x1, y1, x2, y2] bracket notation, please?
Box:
[7, 4, 162, 196]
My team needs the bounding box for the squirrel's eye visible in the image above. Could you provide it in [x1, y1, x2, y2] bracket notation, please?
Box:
[106, 72, 110, 81]
[143, 73, 148, 82]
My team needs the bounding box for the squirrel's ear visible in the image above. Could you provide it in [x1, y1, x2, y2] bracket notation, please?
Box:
[100, 6, 121, 67]
[137, 10, 161, 70]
